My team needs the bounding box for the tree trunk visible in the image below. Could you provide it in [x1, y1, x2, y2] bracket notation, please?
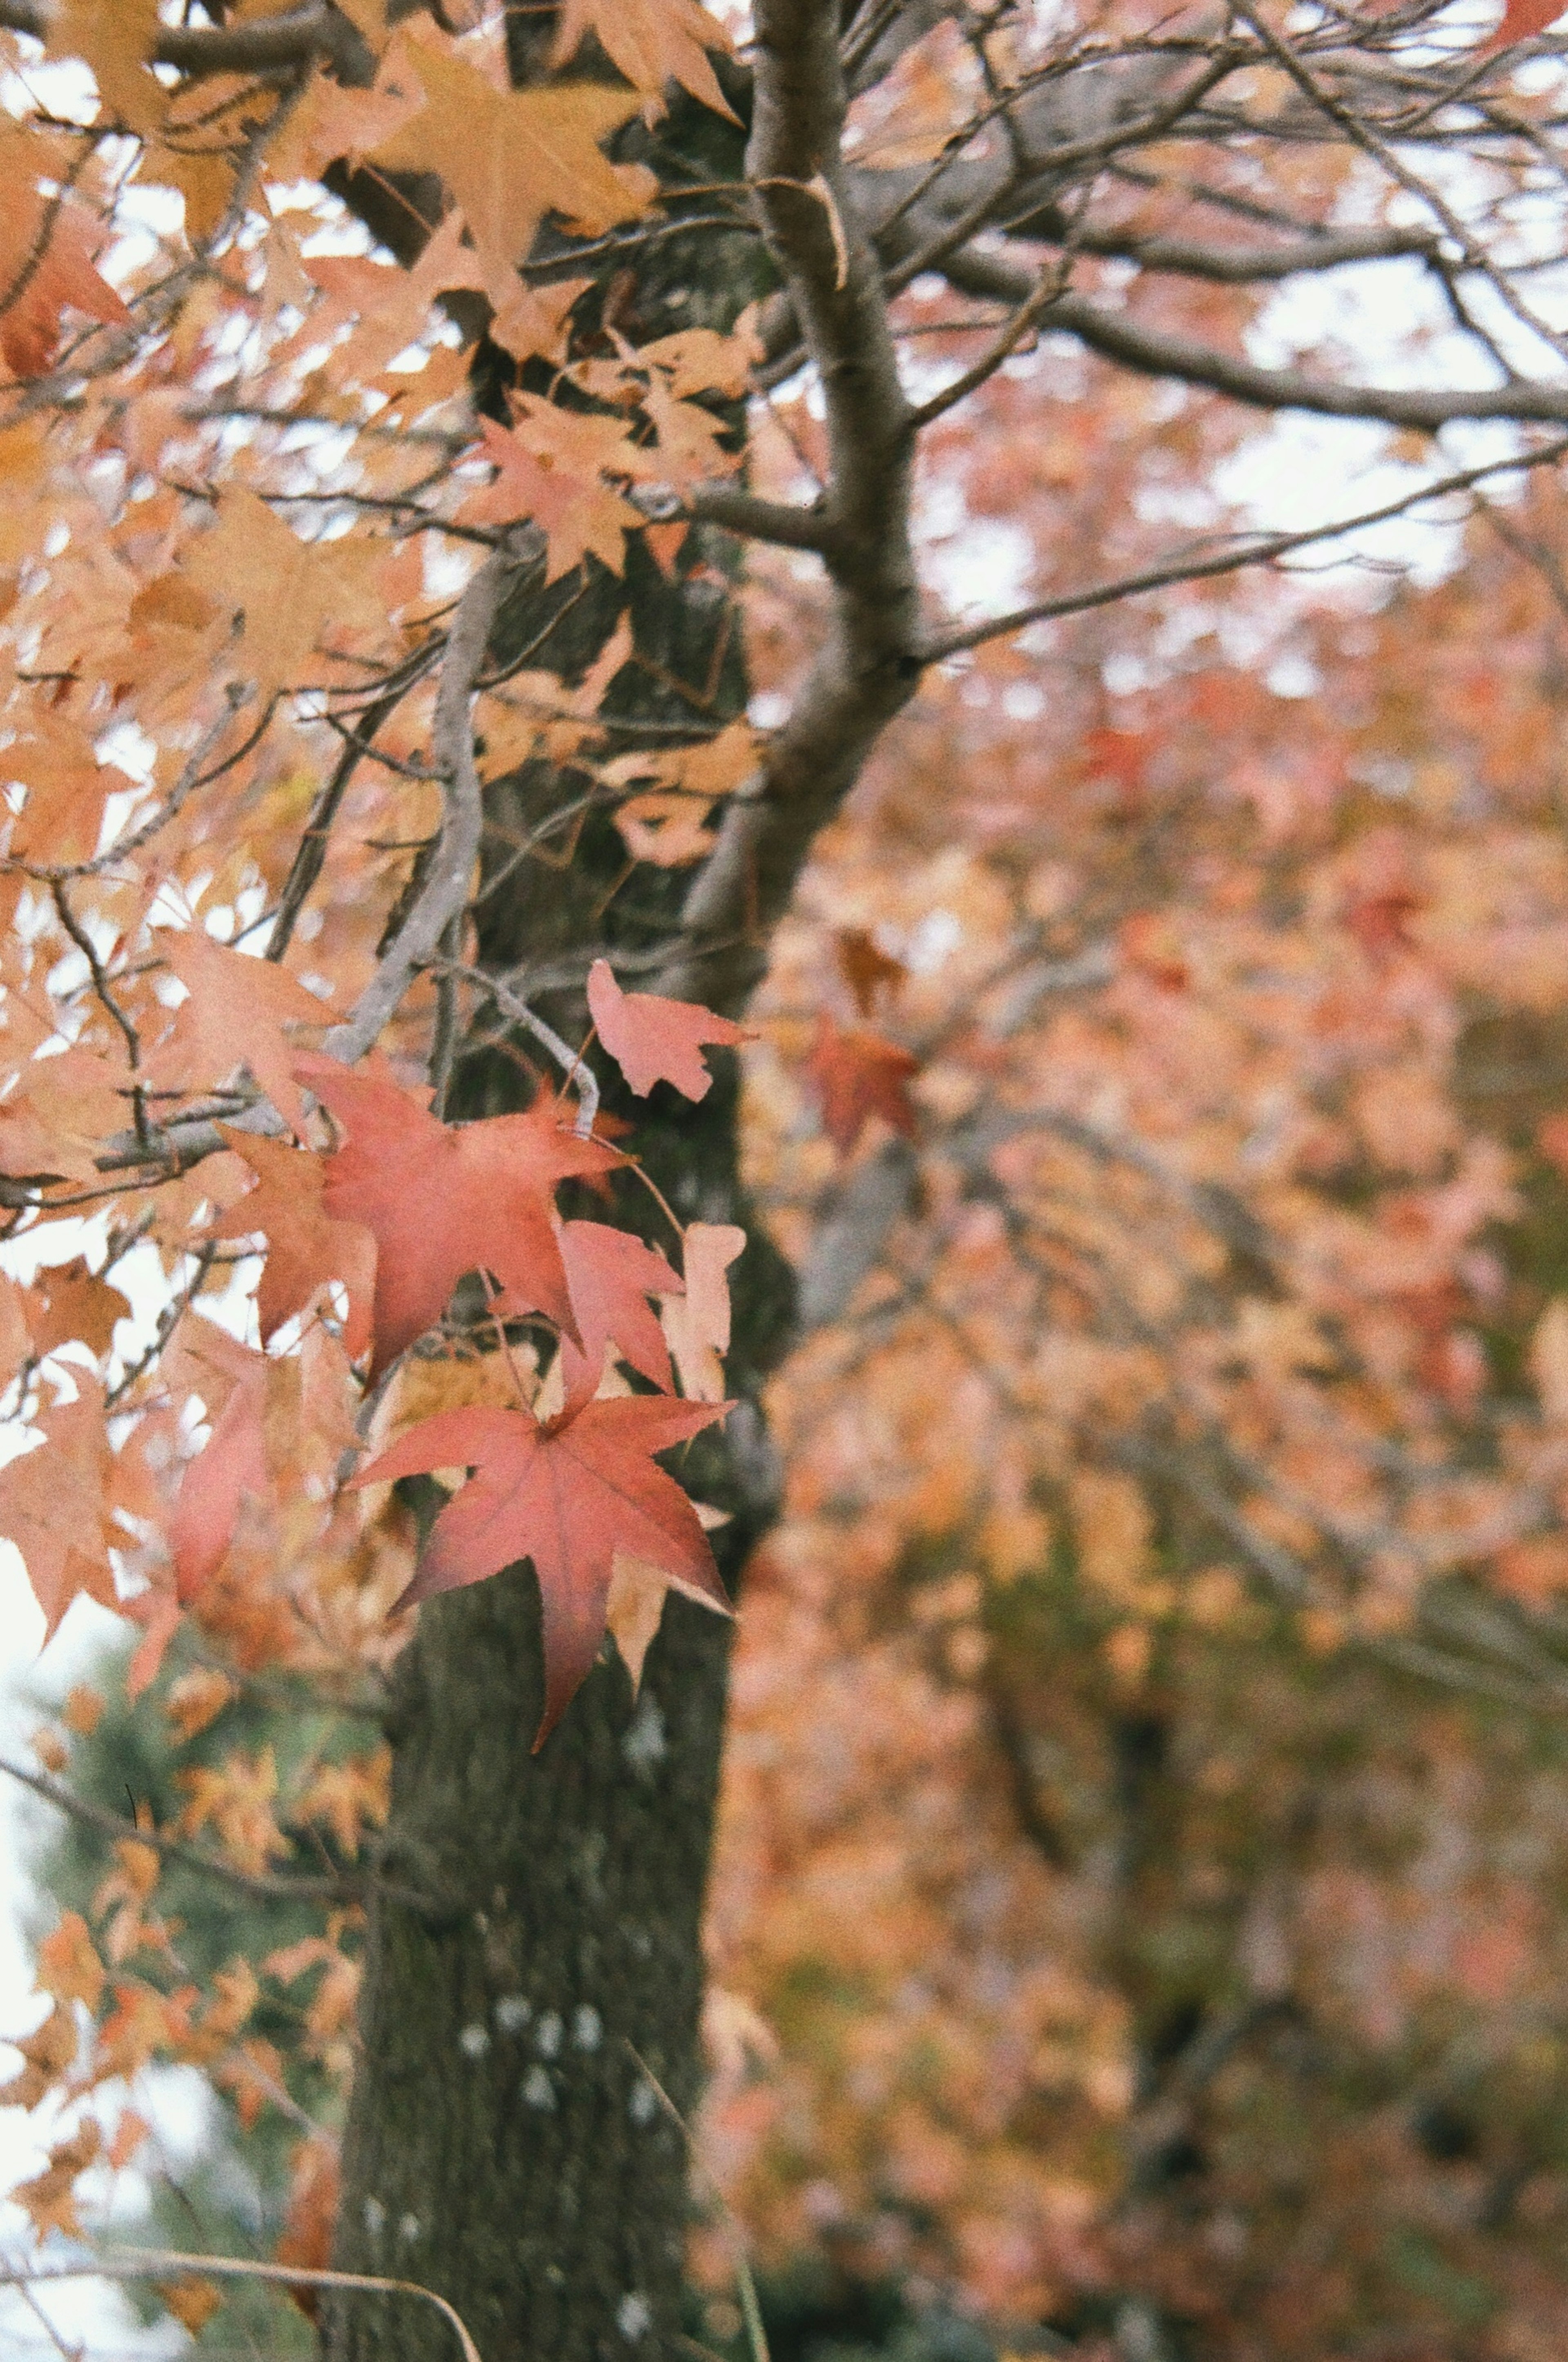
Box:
[323, 33, 784, 2345]
[324, 1552, 737, 2362]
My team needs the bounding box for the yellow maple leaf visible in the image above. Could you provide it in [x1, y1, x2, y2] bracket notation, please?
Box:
[48, 0, 167, 136]
[369, 40, 652, 283]
[552, 0, 737, 122]
[176, 487, 391, 700]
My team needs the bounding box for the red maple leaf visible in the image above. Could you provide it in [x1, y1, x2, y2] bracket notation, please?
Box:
[554, 1218, 682, 1411]
[352, 1393, 729, 1743]
[804, 1013, 918, 1155]
[169, 1365, 267, 1606]
[587, 958, 751, 1100]
[1480, 0, 1566, 51]
[296, 1057, 619, 1377]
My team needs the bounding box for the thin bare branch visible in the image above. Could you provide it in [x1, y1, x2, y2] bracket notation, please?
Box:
[327, 551, 510, 1064]
[920, 434, 1568, 659]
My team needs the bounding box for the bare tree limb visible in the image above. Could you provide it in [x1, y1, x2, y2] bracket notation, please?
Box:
[960, 272, 1568, 431]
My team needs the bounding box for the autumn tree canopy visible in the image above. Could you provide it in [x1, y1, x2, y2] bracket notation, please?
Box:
[3, 1, 1568, 2358]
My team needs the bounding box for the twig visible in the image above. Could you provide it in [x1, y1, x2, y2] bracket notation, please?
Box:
[0, 1753, 434, 1916]
[327, 552, 510, 1062]
[919, 433, 1568, 659]
[430, 961, 600, 1137]
[624, 2043, 770, 2362]
[0, 2249, 481, 2362]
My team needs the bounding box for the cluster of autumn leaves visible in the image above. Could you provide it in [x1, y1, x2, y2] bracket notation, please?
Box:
[0, 950, 765, 1746]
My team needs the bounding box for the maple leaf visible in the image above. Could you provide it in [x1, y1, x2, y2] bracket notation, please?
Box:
[159, 2280, 223, 2338]
[38, 1910, 106, 2011]
[0, 2000, 77, 2110]
[297, 1057, 619, 1376]
[552, 0, 739, 121]
[151, 930, 333, 1133]
[837, 926, 906, 1016]
[368, 42, 651, 285]
[662, 1220, 744, 1402]
[0, 1040, 135, 1185]
[27, 1255, 130, 1362]
[616, 792, 717, 868]
[169, 1359, 267, 1606]
[637, 325, 757, 399]
[640, 374, 737, 488]
[13, 2122, 100, 2243]
[460, 404, 644, 581]
[353, 1393, 729, 1742]
[1480, 0, 1566, 49]
[0, 1382, 118, 1637]
[0, 129, 131, 380]
[174, 488, 389, 700]
[587, 959, 751, 1100]
[804, 1013, 919, 1155]
[555, 1218, 682, 1410]
[211, 1130, 376, 1361]
[4, 721, 126, 868]
[49, 0, 167, 137]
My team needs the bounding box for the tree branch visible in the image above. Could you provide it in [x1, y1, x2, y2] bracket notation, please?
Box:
[0, 0, 374, 82]
[919, 432, 1568, 659]
[327, 551, 509, 1064]
[0, 1751, 385, 1911]
[658, 0, 922, 1012]
[981, 279, 1568, 431]
[679, 482, 835, 551]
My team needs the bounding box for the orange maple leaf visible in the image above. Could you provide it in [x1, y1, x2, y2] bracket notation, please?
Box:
[368, 42, 651, 284]
[661, 1221, 744, 1403]
[461, 404, 645, 580]
[173, 488, 390, 699]
[151, 930, 334, 1132]
[0, 1382, 118, 1637]
[13, 2122, 101, 2243]
[804, 1013, 919, 1155]
[551, 0, 738, 121]
[211, 1129, 376, 1360]
[0, 129, 131, 380]
[26, 1255, 130, 1362]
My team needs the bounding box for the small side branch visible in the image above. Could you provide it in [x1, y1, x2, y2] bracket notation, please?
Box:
[0, 1751, 358, 1908]
[920, 433, 1568, 659]
[430, 961, 601, 1138]
[327, 552, 508, 1064]
[0, 0, 374, 82]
